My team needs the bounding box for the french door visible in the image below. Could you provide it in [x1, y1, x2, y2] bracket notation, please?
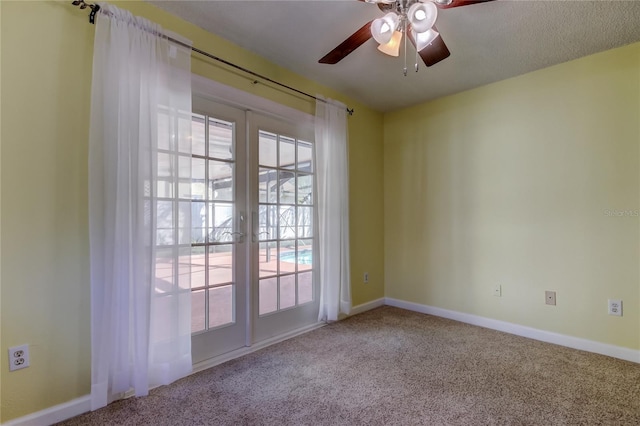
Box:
[190, 98, 319, 364]
[190, 98, 248, 364]
[249, 112, 320, 343]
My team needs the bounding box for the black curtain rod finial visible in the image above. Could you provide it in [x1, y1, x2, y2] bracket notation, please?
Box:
[72, 0, 99, 24]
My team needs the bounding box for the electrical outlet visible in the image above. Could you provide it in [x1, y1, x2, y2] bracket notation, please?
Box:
[8, 344, 30, 372]
[545, 291, 556, 306]
[493, 284, 502, 297]
[608, 299, 622, 316]
[363, 272, 369, 284]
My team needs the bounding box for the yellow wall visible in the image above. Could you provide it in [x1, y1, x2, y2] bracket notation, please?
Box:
[0, 1, 384, 421]
[5, 0, 637, 422]
[384, 42, 640, 349]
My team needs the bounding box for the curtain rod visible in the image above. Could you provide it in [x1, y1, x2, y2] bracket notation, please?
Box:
[71, 0, 355, 116]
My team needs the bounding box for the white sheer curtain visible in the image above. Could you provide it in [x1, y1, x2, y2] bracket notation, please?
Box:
[89, 4, 193, 409]
[315, 97, 351, 322]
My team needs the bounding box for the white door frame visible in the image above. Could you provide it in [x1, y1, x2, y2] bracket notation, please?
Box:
[191, 75, 321, 362]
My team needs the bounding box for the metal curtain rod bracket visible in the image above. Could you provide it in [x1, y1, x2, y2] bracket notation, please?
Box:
[71, 1, 354, 116]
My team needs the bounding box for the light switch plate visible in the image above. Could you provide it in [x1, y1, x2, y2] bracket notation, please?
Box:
[493, 284, 502, 297]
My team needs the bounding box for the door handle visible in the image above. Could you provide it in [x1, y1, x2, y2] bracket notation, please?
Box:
[222, 231, 245, 242]
[253, 231, 270, 243]
[251, 212, 272, 242]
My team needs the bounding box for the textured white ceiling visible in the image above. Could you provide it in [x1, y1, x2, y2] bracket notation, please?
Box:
[149, 1, 640, 112]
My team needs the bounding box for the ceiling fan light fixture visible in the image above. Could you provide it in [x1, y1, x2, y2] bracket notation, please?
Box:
[433, 0, 453, 5]
[377, 30, 402, 57]
[412, 28, 440, 51]
[371, 12, 399, 44]
[408, 2, 437, 34]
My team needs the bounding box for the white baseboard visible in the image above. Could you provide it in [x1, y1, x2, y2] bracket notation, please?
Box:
[11, 296, 634, 425]
[349, 298, 385, 316]
[385, 297, 640, 364]
[2, 299, 385, 425]
[2, 395, 91, 426]
[4, 322, 326, 426]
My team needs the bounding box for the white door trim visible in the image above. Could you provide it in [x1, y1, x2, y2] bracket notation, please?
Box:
[192, 74, 314, 128]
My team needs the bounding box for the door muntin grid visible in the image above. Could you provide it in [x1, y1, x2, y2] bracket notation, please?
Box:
[190, 112, 238, 334]
[257, 130, 315, 316]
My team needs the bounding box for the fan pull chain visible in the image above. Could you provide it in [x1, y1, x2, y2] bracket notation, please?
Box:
[415, 50, 419, 73]
[403, 23, 408, 76]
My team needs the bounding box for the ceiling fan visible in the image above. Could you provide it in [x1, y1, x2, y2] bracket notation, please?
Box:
[319, 0, 495, 74]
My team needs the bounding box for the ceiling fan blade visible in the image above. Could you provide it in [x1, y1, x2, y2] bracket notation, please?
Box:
[409, 26, 451, 67]
[440, 0, 495, 9]
[319, 20, 374, 64]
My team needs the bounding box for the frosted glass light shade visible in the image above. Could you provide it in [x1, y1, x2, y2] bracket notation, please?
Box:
[408, 2, 437, 34]
[412, 28, 439, 51]
[371, 12, 399, 45]
[377, 31, 402, 57]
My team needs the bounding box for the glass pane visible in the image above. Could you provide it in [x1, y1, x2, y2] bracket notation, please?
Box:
[279, 170, 295, 204]
[279, 205, 296, 240]
[158, 112, 171, 150]
[279, 241, 296, 275]
[209, 285, 234, 328]
[158, 152, 173, 178]
[155, 247, 174, 293]
[298, 272, 313, 304]
[297, 239, 313, 272]
[189, 246, 206, 289]
[144, 178, 152, 198]
[209, 118, 233, 160]
[259, 242, 277, 278]
[209, 160, 233, 201]
[259, 131, 277, 167]
[191, 201, 206, 244]
[259, 278, 278, 315]
[297, 206, 313, 238]
[279, 136, 296, 169]
[298, 141, 313, 173]
[297, 174, 313, 205]
[156, 180, 173, 199]
[178, 113, 192, 154]
[209, 244, 233, 285]
[179, 246, 194, 290]
[178, 201, 192, 245]
[280, 275, 296, 309]
[208, 203, 233, 242]
[178, 155, 192, 200]
[157, 200, 174, 245]
[191, 157, 206, 201]
[258, 168, 278, 203]
[192, 113, 206, 157]
[157, 152, 174, 198]
[191, 289, 206, 333]
[258, 204, 278, 241]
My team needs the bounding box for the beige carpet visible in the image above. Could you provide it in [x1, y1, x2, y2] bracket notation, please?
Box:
[58, 306, 640, 425]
